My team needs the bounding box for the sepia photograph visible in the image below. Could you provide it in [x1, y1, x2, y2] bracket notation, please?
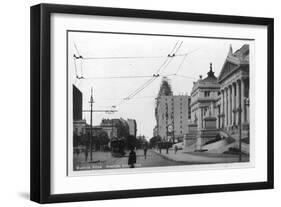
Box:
[68, 31, 251, 174]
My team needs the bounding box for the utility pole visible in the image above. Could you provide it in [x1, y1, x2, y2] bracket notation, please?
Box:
[82, 88, 118, 162]
[89, 87, 94, 161]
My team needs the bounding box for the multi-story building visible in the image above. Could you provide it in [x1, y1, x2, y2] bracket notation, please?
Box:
[73, 85, 86, 138]
[155, 95, 191, 142]
[190, 63, 221, 130]
[217, 44, 250, 133]
[73, 85, 83, 121]
[100, 118, 130, 139]
[127, 119, 137, 137]
[184, 44, 250, 152]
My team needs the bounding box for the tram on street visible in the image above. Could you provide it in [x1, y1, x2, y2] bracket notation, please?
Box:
[110, 137, 126, 157]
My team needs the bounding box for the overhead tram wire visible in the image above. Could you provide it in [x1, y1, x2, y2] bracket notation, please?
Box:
[174, 41, 183, 54]
[83, 55, 168, 60]
[78, 41, 191, 61]
[81, 53, 191, 60]
[173, 74, 197, 80]
[73, 42, 85, 79]
[82, 75, 156, 80]
[74, 42, 82, 58]
[116, 41, 182, 107]
[80, 58, 84, 78]
[169, 47, 200, 81]
[73, 55, 78, 78]
[121, 41, 181, 101]
[83, 41, 179, 61]
[82, 73, 174, 80]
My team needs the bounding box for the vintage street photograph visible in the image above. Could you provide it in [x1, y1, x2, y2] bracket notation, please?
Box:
[68, 31, 251, 173]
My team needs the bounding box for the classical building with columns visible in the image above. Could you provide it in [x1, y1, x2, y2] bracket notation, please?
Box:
[184, 44, 250, 152]
[216, 44, 250, 134]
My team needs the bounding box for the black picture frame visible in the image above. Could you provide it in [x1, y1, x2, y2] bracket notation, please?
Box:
[30, 3, 274, 204]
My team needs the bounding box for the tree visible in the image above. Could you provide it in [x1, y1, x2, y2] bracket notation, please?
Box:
[93, 130, 110, 151]
[126, 135, 137, 150]
[149, 136, 161, 148]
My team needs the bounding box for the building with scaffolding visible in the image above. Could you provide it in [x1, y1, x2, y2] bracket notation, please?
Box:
[154, 77, 191, 142]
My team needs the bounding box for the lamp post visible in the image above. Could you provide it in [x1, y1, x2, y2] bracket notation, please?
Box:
[238, 97, 250, 162]
[245, 97, 250, 143]
[237, 104, 242, 162]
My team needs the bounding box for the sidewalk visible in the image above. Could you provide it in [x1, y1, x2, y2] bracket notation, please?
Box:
[152, 149, 249, 164]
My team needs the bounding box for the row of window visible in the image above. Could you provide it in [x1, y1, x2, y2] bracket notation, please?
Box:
[204, 91, 221, 97]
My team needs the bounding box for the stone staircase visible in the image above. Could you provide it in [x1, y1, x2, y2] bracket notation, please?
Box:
[202, 130, 249, 154]
[183, 129, 249, 154]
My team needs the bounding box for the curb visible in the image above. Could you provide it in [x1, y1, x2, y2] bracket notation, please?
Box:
[151, 150, 193, 164]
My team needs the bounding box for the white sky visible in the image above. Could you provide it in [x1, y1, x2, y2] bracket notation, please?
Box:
[69, 32, 251, 138]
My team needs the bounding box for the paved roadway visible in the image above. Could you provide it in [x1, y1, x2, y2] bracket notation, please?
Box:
[73, 149, 183, 171]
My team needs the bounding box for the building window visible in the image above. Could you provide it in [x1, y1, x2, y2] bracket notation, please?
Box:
[204, 91, 210, 97]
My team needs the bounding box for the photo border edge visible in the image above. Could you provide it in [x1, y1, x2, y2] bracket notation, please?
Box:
[30, 3, 274, 204]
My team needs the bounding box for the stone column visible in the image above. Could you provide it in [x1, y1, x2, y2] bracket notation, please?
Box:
[224, 88, 228, 127]
[221, 90, 224, 128]
[228, 86, 231, 128]
[241, 78, 246, 124]
[236, 80, 240, 127]
[197, 108, 201, 130]
[232, 82, 235, 126]
[201, 108, 204, 129]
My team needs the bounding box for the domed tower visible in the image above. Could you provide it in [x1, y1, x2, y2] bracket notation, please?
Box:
[190, 63, 220, 130]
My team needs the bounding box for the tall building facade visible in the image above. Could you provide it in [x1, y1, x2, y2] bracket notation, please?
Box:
[216, 44, 250, 132]
[155, 95, 191, 141]
[73, 85, 83, 121]
[127, 119, 137, 137]
[73, 85, 85, 138]
[190, 64, 220, 130]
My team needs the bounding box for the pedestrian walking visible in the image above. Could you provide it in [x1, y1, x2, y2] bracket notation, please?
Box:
[84, 146, 88, 162]
[144, 146, 148, 160]
[174, 145, 178, 154]
[128, 149, 137, 168]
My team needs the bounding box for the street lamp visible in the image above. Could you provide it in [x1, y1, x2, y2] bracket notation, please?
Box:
[245, 97, 250, 144]
[237, 104, 242, 162]
[238, 97, 250, 162]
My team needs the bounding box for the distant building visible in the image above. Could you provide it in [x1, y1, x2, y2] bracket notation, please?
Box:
[154, 77, 191, 142]
[155, 95, 191, 142]
[73, 119, 86, 136]
[85, 125, 104, 137]
[100, 118, 129, 139]
[73, 85, 82, 121]
[127, 119, 137, 137]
